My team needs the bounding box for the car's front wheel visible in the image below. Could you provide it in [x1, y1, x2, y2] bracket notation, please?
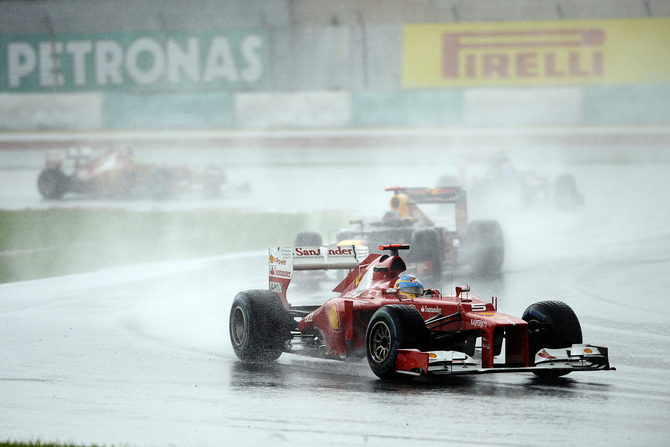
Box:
[366, 305, 429, 380]
[522, 300, 582, 377]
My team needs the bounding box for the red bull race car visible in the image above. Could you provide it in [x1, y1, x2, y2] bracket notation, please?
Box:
[331, 186, 504, 279]
[229, 243, 614, 380]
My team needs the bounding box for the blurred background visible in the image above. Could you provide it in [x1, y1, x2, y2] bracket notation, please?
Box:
[1, 0, 669, 282]
[0, 0, 668, 132]
[2, 5, 670, 444]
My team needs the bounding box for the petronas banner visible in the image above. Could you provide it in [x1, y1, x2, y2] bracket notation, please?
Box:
[0, 29, 267, 92]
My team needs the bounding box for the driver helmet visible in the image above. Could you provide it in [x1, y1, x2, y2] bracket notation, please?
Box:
[394, 274, 424, 299]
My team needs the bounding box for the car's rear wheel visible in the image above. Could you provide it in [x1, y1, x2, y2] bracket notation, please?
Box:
[522, 300, 583, 377]
[229, 290, 292, 363]
[366, 305, 429, 380]
[37, 168, 69, 200]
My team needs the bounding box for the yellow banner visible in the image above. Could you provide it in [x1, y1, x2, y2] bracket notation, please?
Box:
[403, 17, 670, 87]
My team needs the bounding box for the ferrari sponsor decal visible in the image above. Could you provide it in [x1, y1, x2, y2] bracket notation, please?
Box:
[403, 17, 670, 87]
[329, 304, 341, 331]
[470, 318, 487, 328]
[269, 281, 282, 293]
[269, 255, 287, 266]
[421, 305, 441, 313]
[294, 246, 355, 257]
[269, 266, 291, 278]
[478, 312, 497, 316]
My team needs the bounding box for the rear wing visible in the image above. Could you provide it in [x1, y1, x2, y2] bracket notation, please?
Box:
[386, 187, 468, 236]
[386, 186, 466, 205]
[269, 244, 369, 306]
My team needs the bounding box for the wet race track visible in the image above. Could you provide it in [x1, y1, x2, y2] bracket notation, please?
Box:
[1, 134, 670, 446]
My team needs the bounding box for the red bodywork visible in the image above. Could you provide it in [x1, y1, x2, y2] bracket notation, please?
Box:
[276, 246, 527, 370]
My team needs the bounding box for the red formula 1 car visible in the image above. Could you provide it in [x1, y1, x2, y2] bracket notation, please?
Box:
[37, 147, 224, 200]
[229, 244, 613, 379]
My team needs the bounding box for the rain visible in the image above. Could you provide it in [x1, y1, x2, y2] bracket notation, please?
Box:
[1, 1, 670, 446]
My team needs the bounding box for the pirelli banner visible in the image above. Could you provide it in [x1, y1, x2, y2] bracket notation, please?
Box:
[0, 29, 267, 92]
[403, 17, 670, 87]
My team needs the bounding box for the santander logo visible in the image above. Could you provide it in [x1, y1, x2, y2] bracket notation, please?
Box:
[294, 247, 354, 257]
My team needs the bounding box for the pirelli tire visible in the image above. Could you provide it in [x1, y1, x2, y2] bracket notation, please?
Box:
[366, 305, 429, 380]
[465, 219, 504, 276]
[229, 290, 293, 363]
[522, 300, 583, 378]
[410, 227, 444, 281]
[37, 168, 69, 200]
[293, 231, 323, 247]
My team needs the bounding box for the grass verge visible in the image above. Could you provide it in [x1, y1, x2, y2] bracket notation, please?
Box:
[0, 208, 348, 284]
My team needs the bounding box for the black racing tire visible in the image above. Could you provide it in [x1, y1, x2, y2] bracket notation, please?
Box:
[37, 168, 69, 200]
[366, 305, 429, 380]
[465, 220, 504, 276]
[148, 169, 174, 200]
[293, 230, 323, 247]
[410, 228, 444, 281]
[522, 300, 583, 377]
[229, 290, 293, 363]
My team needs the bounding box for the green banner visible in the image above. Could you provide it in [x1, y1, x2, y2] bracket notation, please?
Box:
[0, 29, 267, 92]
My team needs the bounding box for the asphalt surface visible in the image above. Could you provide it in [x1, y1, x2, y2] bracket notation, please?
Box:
[1, 136, 670, 446]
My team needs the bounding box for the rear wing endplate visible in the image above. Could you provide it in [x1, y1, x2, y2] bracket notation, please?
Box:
[269, 244, 369, 306]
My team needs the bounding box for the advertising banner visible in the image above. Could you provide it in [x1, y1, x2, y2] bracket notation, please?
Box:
[403, 17, 670, 87]
[0, 29, 267, 92]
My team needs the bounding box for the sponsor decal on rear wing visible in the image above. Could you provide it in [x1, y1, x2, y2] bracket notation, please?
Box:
[269, 245, 369, 304]
[270, 245, 368, 272]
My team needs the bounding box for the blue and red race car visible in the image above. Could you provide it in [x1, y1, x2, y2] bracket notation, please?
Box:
[230, 243, 613, 379]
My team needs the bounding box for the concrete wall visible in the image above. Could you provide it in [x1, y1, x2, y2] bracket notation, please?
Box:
[1, 0, 669, 130]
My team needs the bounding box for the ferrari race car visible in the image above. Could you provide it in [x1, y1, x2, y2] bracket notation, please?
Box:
[37, 147, 224, 200]
[329, 186, 504, 279]
[229, 244, 614, 380]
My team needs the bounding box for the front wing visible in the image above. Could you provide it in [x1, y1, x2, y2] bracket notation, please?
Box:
[395, 344, 614, 376]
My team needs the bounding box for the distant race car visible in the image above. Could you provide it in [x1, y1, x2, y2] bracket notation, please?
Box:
[37, 147, 224, 200]
[442, 152, 584, 209]
[229, 244, 614, 380]
[328, 186, 504, 279]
